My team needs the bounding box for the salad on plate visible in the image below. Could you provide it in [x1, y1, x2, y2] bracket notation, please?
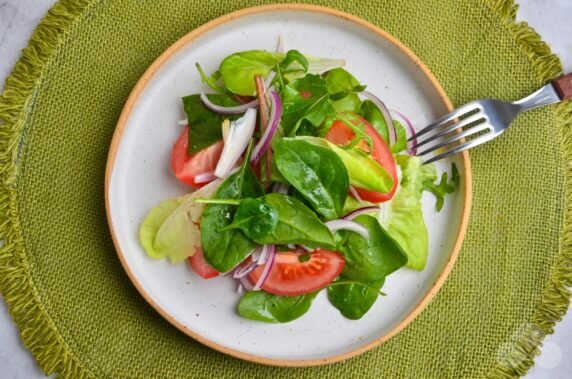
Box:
[139, 40, 459, 323]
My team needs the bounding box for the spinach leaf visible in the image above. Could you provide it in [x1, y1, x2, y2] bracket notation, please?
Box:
[361, 99, 389, 142]
[328, 278, 384, 320]
[182, 94, 240, 154]
[221, 198, 278, 240]
[423, 163, 459, 211]
[255, 193, 335, 249]
[391, 120, 407, 154]
[200, 160, 263, 272]
[219, 50, 282, 96]
[195, 63, 227, 94]
[331, 93, 362, 114]
[261, 151, 288, 184]
[324, 68, 366, 98]
[274, 138, 348, 220]
[280, 74, 335, 136]
[361, 100, 407, 153]
[337, 215, 408, 282]
[280, 50, 309, 73]
[238, 291, 318, 323]
[296, 136, 394, 193]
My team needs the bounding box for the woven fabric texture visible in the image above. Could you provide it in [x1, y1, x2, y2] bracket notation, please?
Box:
[0, 0, 571, 378]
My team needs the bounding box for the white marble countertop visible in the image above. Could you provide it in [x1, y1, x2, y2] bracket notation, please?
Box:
[0, 1, 570, 377]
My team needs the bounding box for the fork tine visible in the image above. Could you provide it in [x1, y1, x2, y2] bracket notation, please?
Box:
[415, 112, 485, 149]
[408, 103, 478, 141]
[423, 131, 499, 165]
[417, 123, 490, 157]
[417, 122, 489, 156]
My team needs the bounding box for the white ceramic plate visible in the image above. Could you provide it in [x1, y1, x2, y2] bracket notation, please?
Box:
[106, 5, 471, 366]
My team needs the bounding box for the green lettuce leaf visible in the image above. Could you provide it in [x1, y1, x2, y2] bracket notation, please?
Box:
[380, 155, 436, 270]
[423, 163, 459, 211]
[139, 179, 221, 263]
[219, 50, 345, 96]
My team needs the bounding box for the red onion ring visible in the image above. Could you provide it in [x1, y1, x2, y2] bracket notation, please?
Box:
[271, 182, 289, 195]
[239, 276, 253, 291]
[214, 108, 257, 178]
[251, 91, 282, 165]
[361, 90, 396, 145]
[391, 109, 417, 155]
[200, 93, 258, 115]
[343, 206, 380, 220]
[253, 245, 276, 291]
[193, 172, 216, 184]
[233, 260, 258, 279]
[349, 186, 364, 204]
[264, 71, 276, 89]
[325, 219, 369, 239]
[257, 244, 271, 265]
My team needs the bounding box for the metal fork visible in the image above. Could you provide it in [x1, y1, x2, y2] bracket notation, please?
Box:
[411, 73, 572, 164]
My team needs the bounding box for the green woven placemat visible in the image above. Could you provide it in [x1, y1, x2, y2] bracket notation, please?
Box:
[0, 0, 570, 377]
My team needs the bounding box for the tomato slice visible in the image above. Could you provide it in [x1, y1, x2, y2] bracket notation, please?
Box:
[326, 114, 398, 202]
[171, 127, 223, 187]
[188, 247, 219, 279]
[249, 250, 345, 296]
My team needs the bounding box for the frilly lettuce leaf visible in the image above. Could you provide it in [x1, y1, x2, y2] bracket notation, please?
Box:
[380, 155, 436, 270]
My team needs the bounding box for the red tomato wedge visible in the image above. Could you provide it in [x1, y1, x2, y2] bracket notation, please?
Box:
[326, 115, 398, 203]
[171, 127, 223, 187]
[249, 250, 345, 296]
[188, 247, 219, 279]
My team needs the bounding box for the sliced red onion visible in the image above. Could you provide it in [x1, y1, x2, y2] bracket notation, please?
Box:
[250, 245, 264, 263]
[255, 76, 270, 129]
[251, 91, 282, 165]
[233, 259, 258, 279]
[222, 119, 230, 143]
[264, 71, 277, 89]
[271, 182, 289, 195]
[325, 220, 370, 239]
[276, 34, 285, 53]
[361, 90, 396, 146]
[253, 245, 276, 291]
[239, 276, 253, 291]
[391, 109, 417, 155]
[349, 186, 364, 204]
[200, 93, 258, 115]
[343, 206, 380, 220]
[194, 172, 217, 184]
[214, 108, 257, 178]
[257, 244, 271, 265]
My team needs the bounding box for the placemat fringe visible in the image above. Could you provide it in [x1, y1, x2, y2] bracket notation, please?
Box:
[0, 1, 570, 377]
[486, 0, 572, 377]
[0, 1, 95, 378]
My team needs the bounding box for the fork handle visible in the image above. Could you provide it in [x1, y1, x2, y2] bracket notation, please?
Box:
[553, 73, 572, 100]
